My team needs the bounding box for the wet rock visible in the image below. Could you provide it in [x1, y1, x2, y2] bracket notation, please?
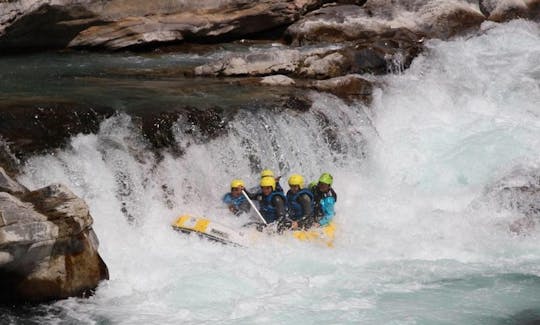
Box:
[300, 52, 349, 78]
[195, 48, 305, 77]
[0, 182, 109, 303]
[416, 2, 486, 39]
[195, 27, 423, 78]
[283, 95, 312, 112]
[260, 75, 296, 86]
[337, 0, 368, 4]
[0, 0, 324, 51]
[0, 2, 103, 51]
[2, 0, 537, 53]
[193, 46, 346, 78]
[309, 74, 373, 102]
[480, 0, 540, 22]
[285, 2, 485, 45]
[0, 139, 21, 178]
[336, 27, 424, 75]
[0, 167, 28, 196]
[285, 4, 387, 45]
[140, 107, 229, 157]
[0, 101, 114, 160]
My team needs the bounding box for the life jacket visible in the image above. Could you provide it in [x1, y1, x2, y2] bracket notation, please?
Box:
[286, 188, 314, 221]
[311, 186, 337, 217]
[259, 191, 287, 223]
[222, 193, 246, 210]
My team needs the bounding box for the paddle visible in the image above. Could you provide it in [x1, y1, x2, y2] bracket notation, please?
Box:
[241, 189, 268, 225]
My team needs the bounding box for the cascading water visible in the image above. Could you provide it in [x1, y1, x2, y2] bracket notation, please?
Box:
[4, 20, 540, 324]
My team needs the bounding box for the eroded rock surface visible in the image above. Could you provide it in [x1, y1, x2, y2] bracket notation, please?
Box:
[0, 169, 109, 303]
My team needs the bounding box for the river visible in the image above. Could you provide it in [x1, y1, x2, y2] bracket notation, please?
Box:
[2, 19, 540, 324]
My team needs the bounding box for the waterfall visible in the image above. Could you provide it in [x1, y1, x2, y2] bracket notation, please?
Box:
[4, 19, 540, 324]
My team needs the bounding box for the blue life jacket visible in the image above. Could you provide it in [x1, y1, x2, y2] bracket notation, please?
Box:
[318, 196, 336, 226]
[259, 191, 287, 223]
[223, 193, 246, 210]
[310, 186, 337, 226]
[286, 189, 314, 221]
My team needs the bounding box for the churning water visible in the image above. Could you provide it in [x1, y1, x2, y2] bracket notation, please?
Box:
[4, 20, 540, 324]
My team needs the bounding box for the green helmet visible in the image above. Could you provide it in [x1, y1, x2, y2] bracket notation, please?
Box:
[309, 180, 318, 189]
[318, 173, 333, 185]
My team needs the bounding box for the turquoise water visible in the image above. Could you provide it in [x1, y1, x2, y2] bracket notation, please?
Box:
[0, 44, 296, 112]
[2, 20, 540, 324]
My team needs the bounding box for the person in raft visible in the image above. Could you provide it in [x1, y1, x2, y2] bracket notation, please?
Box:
[309, 173, 337, 227]
[222, 179, 250, 216]
[257, 176, 288, 225]
[285, 174, 314, 230]
[258, 169, 284, 193]
[245, 169, 284, 203]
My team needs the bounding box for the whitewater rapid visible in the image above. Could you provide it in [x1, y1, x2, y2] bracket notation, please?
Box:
[9, 19, 540, 324]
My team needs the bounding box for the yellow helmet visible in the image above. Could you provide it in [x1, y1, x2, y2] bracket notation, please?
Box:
[230, 179, 244, 189]
[260, 176, 276, 190]
[260, 169, 274, 178]
[288, 174, 304, 189]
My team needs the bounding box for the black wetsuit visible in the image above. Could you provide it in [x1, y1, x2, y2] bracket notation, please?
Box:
[310, 186, 337, 223]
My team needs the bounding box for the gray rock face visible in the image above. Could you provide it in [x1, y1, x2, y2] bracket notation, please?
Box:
[0, 0, 538, 52]
[0, 1, 103, 50]
[285, 4, 390, 45]
[309, 74, 373, 100]
[260, 74, 297, 85]
[480, 0, 540, 21]
[194, 26, 423, 80]
[0, 172, 108, 303]
[195, 48, 306, 76]
[0, 0, 322, 50]
[0, 167, 28, 196]
[0, 0, 540, 49]
[285, 1, 486, 45]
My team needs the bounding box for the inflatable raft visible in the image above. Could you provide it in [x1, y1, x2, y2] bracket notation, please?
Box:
[172, 214, 335, 247]
[171, 214, 250, 247]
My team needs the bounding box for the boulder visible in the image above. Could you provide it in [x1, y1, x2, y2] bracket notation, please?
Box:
[285, 4, 391, 45]
[194, 27, 424, 78]
[480, 0, 540, 22]
[300, 52, 349, 78]
[343, 27, 425, 75]
[415, 1, 486, 39]
[260, 75, 296, 86]
[0, 167, 28, 196]
[1, 0, 538, 52]
[194, 48, 306, 76]
[0, 2, 104, 50]
[0, 0, 324, 51]
[285, 2, 486, 45]
[0, 101, 114, 159]
[309, 74, 373, 101]
[0, 182, 109, 303]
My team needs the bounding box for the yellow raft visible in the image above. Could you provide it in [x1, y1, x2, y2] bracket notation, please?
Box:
[172, 214, 335, 247]
[292, 222, 336, 247]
